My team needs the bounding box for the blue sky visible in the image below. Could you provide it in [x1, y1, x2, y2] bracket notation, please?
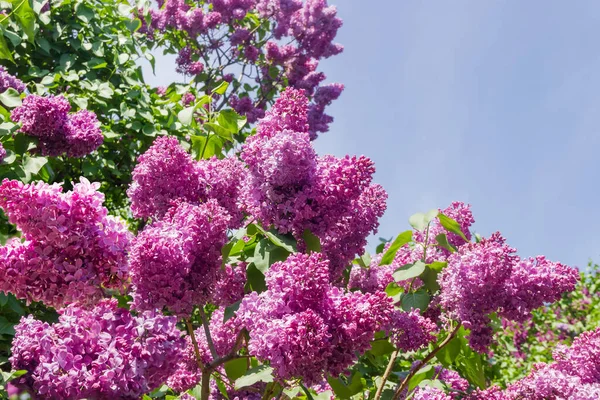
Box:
[143, 1, 600, 269]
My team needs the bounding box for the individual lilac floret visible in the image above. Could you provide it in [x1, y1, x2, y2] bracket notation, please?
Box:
[9, 299, 185, 400]
[0, 66, 25, 93]
[130, 200, 230, 317]
[439, 232, 579, 352]
[0, 178, 131, 308]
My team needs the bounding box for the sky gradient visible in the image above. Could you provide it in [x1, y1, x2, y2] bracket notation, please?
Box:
[143, 1, 600, 269]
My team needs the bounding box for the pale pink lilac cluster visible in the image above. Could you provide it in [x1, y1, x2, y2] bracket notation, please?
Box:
[469, 327, 600, 399]
[129, 200, 230, 316]
[439, 233, 579, 352]
[128, 136, 246, 227]
[0, 178, 131, 308]
[142, 0, 343, 136]
[167, 308, 242, 391]
[0, 65, 25, 93]
[241, 88, 386, 280]
[11, 95, 103, 157]
[9, 299, 185, 400]
[237, 253, 433, 384]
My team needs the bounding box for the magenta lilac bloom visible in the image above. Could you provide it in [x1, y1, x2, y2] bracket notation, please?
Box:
[10, 299, 185, 400]
[0, 178, 131, 308]
[0, 66, 25, 93]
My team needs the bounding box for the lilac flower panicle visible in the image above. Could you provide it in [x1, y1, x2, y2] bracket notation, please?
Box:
[130, 200, 230, 317]
[0, 142, 6, 163]
[10, 299, 185, 400]
[63, 110, 103, 157]
[0, 178, 131, 308]
[11, 95, 70, 138]
[0, 66, 26, 93]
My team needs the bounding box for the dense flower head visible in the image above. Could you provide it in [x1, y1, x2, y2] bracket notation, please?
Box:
[130, 200, 230, 316]
[212, 263, 247, 306]
[0, 178, 131, 308]
[439, 233, 578, 352]
[0, 65, 25, 93]
[10, 299, 184, 400]
[11, 95, 70, 138]
[128, 137, 246, 227]
[10, 95, 103, 157]
[412, 386, 453, 400]
[241, 90, 386, 281]
[238, 253, 402, 383]
[389, 309, 438, 352]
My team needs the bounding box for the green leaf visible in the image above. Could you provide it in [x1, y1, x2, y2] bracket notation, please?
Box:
[393, 260, 426, 282]
[385, 282, 403, 297]
[0, 293, 7, 307]
[421, 262, 447, 293]
[401, 289, 430, 312]
[357, 252, 371, 267]
[75, 2, 95, 23]
[217, 109, 246, 133]
[223, 299, 241, 323]
[234, 365, 274, 390]
[435, 233, 456, 253]
[14, 133, 33, 155]
[0, 316, 15, 336]
[190, 134, 223, 160]
[408, 365, 434, 391]
[178, 106, 196, 126]
[213, 81, 229, 95]
[0, 32, 14, 62]
[379, 230, 412, 266]
[409, 209, 438, 231]
[302, 229, 321, 253]
[435, 337, 461, 367]
[438, 213, 468, 242]
[327, 372, 364, 399]
[204, 122, 233, 142]
[22, 155, 47, 176]
[246, 263, 266, 293]
[264, 229, 296, 253]
[12, 0, 36, 43]
[225, 358, 248, 382]
[0, 88, 22, 107]
[369, 339, 396, 356]
[97, 83, 114, 99]
[252, 239, 271, 273]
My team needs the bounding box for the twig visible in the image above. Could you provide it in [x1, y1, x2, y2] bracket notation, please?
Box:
[199, 307, 218, 360]
[374, 350, 399, 400]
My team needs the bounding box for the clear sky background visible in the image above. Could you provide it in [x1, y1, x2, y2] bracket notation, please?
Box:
[142, 1, 600, 269]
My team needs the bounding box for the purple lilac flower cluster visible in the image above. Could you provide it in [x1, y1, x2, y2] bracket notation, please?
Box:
[9, 299, 185, 400]
[0, 142, 6, 163]
[469, 327, 600, 399]
[0, 65, 25, 93]
[129, 200, 230, 317]
[241, 88, 386, 280]
[11, 95, 103, 157]
[212, 263, 247, 306]
[0, 178, 131, 308]
[141, 0, 343, 135]
[439, 233, 579, 352]
[349, 202, 475, 294]
[237, 253, 435, 384]
[127, 136, 246, 228]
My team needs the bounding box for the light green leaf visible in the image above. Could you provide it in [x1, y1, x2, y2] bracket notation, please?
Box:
[225, 358, 248, 382]
[393, 260, 426, 282]
[0, 32, 14, 62]
[217, 109, 246, 133]
[12, 0, 36, 43]
[409, 209, 438, 231]
[178, 106, 196, 126]
[204, 122, 233, 142]
[213, 81, 229, 95]
[0, 88, 22, 107]
[234, 365, 274, 390]
[379, 230, 412, 266]
[438, 213, 469, 242]
[435, 233, 456, 253]
[22, 155, 47, 176]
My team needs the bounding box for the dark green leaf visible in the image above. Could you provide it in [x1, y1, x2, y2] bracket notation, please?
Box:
[223, 300, 241, 323]
[225, 358, 248, 382]
[379, 230, 412, 266]
[0, 31, 14, 62]
[401, 290, 430, 312]
[302, 229, 321, 253]
[436, 337, 461, 367]
[435, 233, 456, 253]
[264, 229, 296, 253]
[408, 365, 434, 391]
[327, 372, 364, 399]
[246, 263, 266, 293]
[0, 316, 15, 336]
[369, 339, 396, 356]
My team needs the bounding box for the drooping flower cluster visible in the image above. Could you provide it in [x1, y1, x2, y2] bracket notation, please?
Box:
[0, 65, 25, 93]
[129, 200, 230, 316]
[167, 308, 242, 391]
[11, 95, 103, 157]
[349, 202, 475, 294]
[0, 178, 131, 308]
[439, 233, 579, 352]
[10, 299, 185, 400]
[470, 327, 600, 399]
[140, 0, 344, 135]
[241, 88, 387, 280]
[237, 253, 434, 384]
[127, 136, 246, 227]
